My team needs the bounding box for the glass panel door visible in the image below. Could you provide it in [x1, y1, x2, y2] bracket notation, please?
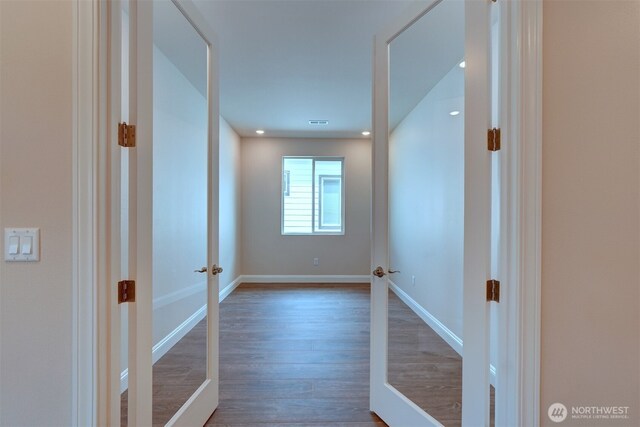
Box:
[122, 0, 221, 425]
[371, 0, 493, 425]
[151, 1, 209, 425]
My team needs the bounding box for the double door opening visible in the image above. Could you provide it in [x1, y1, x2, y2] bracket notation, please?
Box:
[113, 0, 503, 426]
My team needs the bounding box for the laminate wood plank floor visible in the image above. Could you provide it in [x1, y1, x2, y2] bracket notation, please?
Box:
[388, 291, 494, 427]
[120, 316, 207, 427]
[206, 283, 384, 427]
[122, 283, 493, 426]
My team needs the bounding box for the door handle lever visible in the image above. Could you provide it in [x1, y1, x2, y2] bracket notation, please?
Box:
[372, 266, 386, 278]
[194, 267, 207, 273]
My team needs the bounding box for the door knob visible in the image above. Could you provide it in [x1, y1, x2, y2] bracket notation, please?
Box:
[372, 266, 386, 278]
[194, 267, 207, 273]
[211, 264, 223, 275]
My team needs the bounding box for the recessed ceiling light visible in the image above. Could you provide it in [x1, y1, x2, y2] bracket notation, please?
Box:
[256, 129, 265, 134]
[459, 61, 466, 68]
[362, 131, 371, 136]
[449, 111, 460, 116]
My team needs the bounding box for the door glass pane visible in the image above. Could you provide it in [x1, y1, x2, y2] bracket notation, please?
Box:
[387, 0, 467, 425]
[152, 1, 209, 425]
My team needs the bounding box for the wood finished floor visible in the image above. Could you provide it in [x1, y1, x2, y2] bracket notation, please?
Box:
[207, 284, 383, 427]
[122, 283, 493, 426]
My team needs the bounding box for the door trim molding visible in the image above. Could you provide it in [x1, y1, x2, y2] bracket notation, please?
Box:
[497, 0, 543, 425]
[72, 0, 103, 425]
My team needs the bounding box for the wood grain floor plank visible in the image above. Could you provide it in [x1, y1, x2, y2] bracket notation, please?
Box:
[122, 283, 494, 426]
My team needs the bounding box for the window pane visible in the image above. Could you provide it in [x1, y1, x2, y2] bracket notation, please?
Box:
[320, 177, 341, 228]
[282, 158, 312, 234]
[314, 160, 343, 232]
[282, 157, 343, 235]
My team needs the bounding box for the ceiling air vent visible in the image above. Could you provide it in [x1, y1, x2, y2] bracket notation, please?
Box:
[308, 120, 329, 125]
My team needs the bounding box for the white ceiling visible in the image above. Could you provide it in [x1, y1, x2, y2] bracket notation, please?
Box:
[191, 0, 418, 138]
[155, 0, 464, 139]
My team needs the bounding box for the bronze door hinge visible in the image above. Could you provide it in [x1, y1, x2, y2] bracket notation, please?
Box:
[118, 122, 136, 148]
[488, 128, 501, 151]
[118, 280, 136, 304]
[486, 279, 500, 302]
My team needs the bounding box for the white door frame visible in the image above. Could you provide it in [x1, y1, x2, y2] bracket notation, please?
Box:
[495, 0, 543, 425]
[72, 0, 221, 425]
[72, 0, 543, 425]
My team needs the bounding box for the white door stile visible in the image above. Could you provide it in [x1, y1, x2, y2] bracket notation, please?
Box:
[205, 0, 222, 410]
[496, 1, 513, 425]
[128, 0, 154, 424]
[107, 0, 123, 424]
[461, 0, 492, 425]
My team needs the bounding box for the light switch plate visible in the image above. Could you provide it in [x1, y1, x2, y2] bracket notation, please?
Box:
[4, 228, 40, 262]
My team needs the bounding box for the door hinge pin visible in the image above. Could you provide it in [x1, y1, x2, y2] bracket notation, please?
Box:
[486, 279, 500, 302]
[118, 280, 136, 304]
[487, 128, 501, 151]
[118, 122, 136, 148]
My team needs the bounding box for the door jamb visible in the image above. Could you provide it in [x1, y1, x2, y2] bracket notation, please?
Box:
[72, 0, 104, 425]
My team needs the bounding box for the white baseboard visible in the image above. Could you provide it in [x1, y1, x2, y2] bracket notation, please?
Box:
[239, 274, 371, 284]
[219, 276, 243, 302]
[388, 281, 497, 386]
[152, 305, 207, 364]
[153, 281, 206, 310]
[389, 281, 463, 355]
[121, 275, 242, 392]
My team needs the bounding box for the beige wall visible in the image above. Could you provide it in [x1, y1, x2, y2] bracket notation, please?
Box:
[0, 1, 74, 425]
[219, 117, 242, 289]
[541, 1, 640, 425]
[241, 137, 371, 276]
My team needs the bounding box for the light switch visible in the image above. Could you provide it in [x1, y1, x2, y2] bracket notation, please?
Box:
[5, 228, 40, 262]
[21, 236, 33, 255]
[8, 236, 19, 255]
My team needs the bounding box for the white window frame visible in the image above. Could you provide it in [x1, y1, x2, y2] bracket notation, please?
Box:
[281, 156, 345, 236]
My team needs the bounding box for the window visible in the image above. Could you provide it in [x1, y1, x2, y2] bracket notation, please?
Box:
[282, 157, 344, 235]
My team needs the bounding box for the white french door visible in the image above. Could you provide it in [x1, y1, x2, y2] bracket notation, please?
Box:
[110, 0, 221, 425]
[370, 0, 494, 426]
